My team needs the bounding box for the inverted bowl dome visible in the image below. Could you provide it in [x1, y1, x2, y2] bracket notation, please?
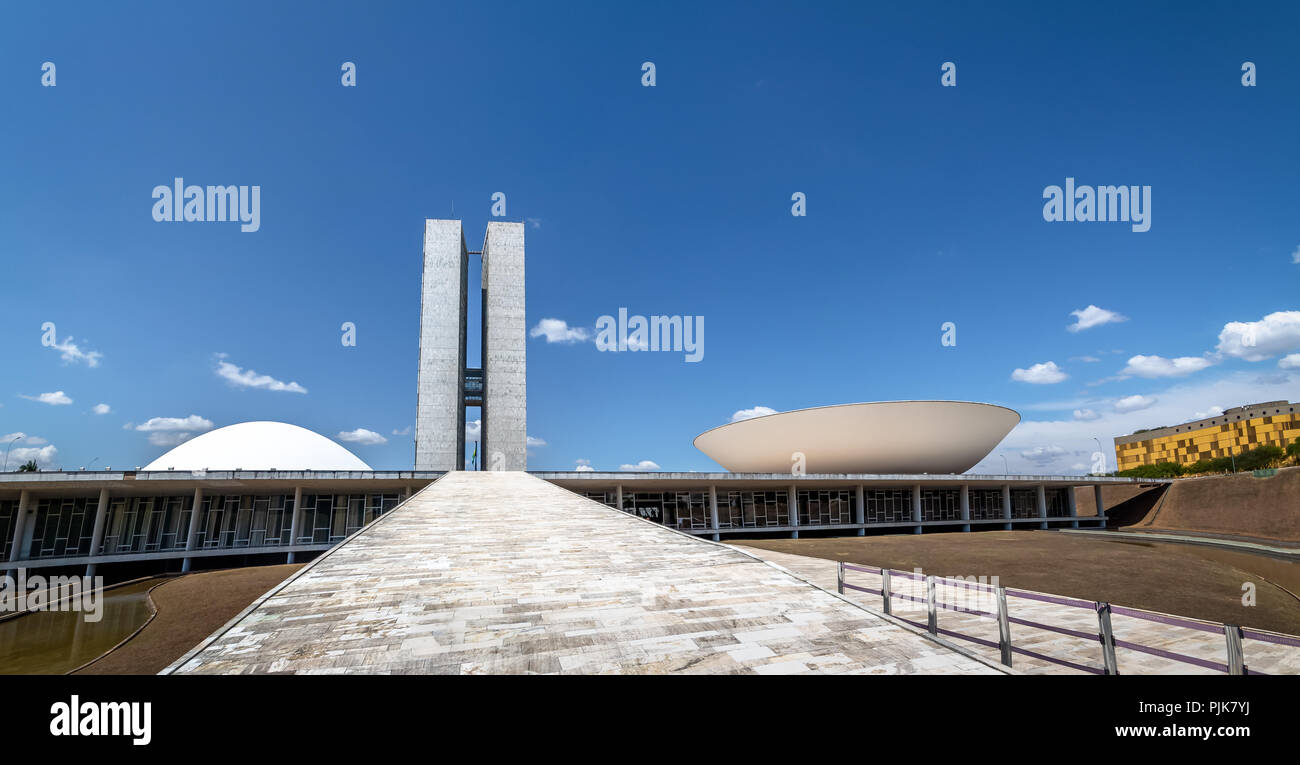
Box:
[143, 421, 373, 471]
[693, 401, 1019, 474]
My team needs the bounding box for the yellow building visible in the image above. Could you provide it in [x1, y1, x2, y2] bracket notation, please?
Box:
[1114, 401, 1300, 471]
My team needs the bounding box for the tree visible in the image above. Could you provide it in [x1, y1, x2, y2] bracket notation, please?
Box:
[17, 460, 37, 473]
[1118, 461, 1184, 479]
[1238, 445, 1283, 471]
[1287, 437, 1300, 462]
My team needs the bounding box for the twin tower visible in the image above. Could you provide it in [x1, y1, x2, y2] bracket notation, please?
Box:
[415, 219, 526, 471]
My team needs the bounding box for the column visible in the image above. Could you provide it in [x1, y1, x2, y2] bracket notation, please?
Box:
[181, 487, 203, 573]
[7, 490, 30, 563]
[1036, 484, 1048, 530]
[708, 485, 720, 542]
[482, 222, 528, 470]
[1067, 486, 1078, 529]
[1093, 484, 1106, 528]
[959, 484, 970, 533]
[615, 484, 623, 514]
[1001, 484, 1012, 531]
[912, 485, 922, 534]
[855, 485, 865, 536]
[287, 486, 303, 564]
[415, 219, 468, 471]
[788, 484, 799, 539]
[85, 488, 110, 578]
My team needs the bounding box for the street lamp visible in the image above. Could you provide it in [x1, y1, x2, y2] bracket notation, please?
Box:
[3, 435, 23, 472]
[1000, 454, 1010, 474]
[1092, 437, 1105, 475]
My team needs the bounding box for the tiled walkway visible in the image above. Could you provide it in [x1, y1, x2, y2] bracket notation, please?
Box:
[167, 472, 1000, 675]
[740, 547, 1300, 675]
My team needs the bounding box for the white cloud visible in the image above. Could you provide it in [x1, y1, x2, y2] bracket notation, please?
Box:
[529, 318, 589, 344]
[20, 391, 73, 405]
[526, 217, 542, 229]
[93, 403, 111, 415]
[8, 444, 58, 466]
[392, 425, 412, 436]
[1193, 405, 1224, 419]
[526, 435, 547, 447]
[1216, 311, 1300, 362]
[1291, 245, 1299, 265]
[1011, 361, 1067, 384]
[1072, 409, 1100, 421]
[730, 405, 778, 422]
[135, 415, 214, 432]
[215, 355, 307, 393]
[574, 458, 595, 472]
[1277, 353, 1300, 370]
[466, 419, 481, 442]
[1070, 355, 1101, 363]
[147, 432, 194, 447]
[1114, 394, 1158, 413]
[2, 432, 48, 446]
[1067, 305, 1127, 332]
[619, 460, 661, 471]
[1021, 445, 1066, 463]
[135, 415, 214, 447]
[337, 428, 387, 446]
[47, 334, 103, 367]
[1120, 354, 1214, 378]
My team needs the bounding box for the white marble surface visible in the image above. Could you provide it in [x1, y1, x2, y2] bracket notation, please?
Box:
[172, 471, 1001, 675]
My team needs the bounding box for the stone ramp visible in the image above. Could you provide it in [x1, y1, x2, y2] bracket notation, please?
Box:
[168, 472, 1001, 675]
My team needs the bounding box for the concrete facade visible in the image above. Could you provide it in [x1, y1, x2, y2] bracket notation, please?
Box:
[482, 222, 527, 471]
[415, 219, 526, 471]
[415, 220, 468, 471]
[1114, 400, 1300, 471]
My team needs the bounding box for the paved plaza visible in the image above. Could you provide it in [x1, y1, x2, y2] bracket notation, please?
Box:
[168, 471, 1001, 675]
[741, 547, 1300, 675]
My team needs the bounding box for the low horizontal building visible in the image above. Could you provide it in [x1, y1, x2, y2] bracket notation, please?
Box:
[0, 402, 1160, 582]
[0, 468, 1152, 580]
[1114, 401, 1300, 471]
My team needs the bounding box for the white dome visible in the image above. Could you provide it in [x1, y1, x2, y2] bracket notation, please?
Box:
[143, 421, 373, 471]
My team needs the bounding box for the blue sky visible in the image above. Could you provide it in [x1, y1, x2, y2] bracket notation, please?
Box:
[1, 1, 1298, 474]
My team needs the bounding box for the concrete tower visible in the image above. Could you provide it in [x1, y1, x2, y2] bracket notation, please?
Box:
[415, 219, 526, 471]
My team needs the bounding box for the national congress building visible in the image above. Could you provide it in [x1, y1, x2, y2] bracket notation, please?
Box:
[0, 220, 1151, 584]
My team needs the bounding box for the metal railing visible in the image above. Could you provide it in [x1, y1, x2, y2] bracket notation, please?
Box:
[837, 561, 1300, 675]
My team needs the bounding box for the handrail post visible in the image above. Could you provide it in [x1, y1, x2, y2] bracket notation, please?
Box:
[1096, 601, 1119, 675]
[881, 569, 892, 615]
[1224, 624, 1245, 675]
[995, 586, 1013, 667]
[926, 575, 938, 635]
[837, 561, 844, 595]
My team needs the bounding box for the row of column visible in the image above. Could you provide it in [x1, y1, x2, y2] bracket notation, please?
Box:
[4, 485, 420, 576]
[608, 482, 1097, 540]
